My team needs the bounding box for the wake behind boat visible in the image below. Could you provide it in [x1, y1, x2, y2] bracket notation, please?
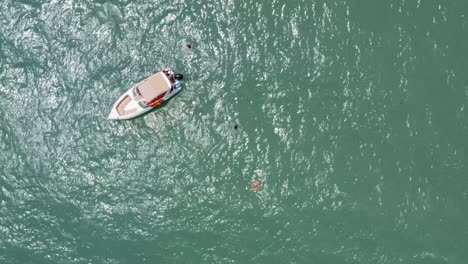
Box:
[108, 68, 183, 120]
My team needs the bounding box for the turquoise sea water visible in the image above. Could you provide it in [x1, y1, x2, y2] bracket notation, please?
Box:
[0, 0, 467, 263]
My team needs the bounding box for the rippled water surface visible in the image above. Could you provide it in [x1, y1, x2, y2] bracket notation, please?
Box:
[1, 0, 467, 263]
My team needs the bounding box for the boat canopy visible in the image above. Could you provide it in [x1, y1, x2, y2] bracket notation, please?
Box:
[137, 72, 171, 102]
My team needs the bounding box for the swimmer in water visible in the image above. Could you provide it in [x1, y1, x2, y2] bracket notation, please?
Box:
[252, 181, 261, 191]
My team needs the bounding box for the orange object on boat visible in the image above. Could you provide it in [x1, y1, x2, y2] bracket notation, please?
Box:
[148, 98, 164, 107]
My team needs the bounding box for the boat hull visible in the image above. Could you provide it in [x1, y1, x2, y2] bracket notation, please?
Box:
[108, 70, 182, 120]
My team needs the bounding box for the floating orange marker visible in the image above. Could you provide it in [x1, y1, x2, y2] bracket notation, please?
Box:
[252, 181, 261, 191]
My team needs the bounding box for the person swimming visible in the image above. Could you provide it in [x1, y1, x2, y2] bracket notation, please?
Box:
[252, 181, 261, 191]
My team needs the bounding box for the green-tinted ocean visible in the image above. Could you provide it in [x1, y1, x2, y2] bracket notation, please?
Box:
[0, 0, 466, 263]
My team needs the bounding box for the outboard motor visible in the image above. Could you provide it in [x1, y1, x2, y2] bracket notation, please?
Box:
[174, 73, 183, 80]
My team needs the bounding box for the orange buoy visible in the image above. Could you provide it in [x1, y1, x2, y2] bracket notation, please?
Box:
[252, 181, 261, 191]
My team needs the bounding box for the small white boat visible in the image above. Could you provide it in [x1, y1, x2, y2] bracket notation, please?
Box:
[108, 68, 183, 120]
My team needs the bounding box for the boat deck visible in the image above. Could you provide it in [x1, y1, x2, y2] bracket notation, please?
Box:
[116, 95, 137, 116]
